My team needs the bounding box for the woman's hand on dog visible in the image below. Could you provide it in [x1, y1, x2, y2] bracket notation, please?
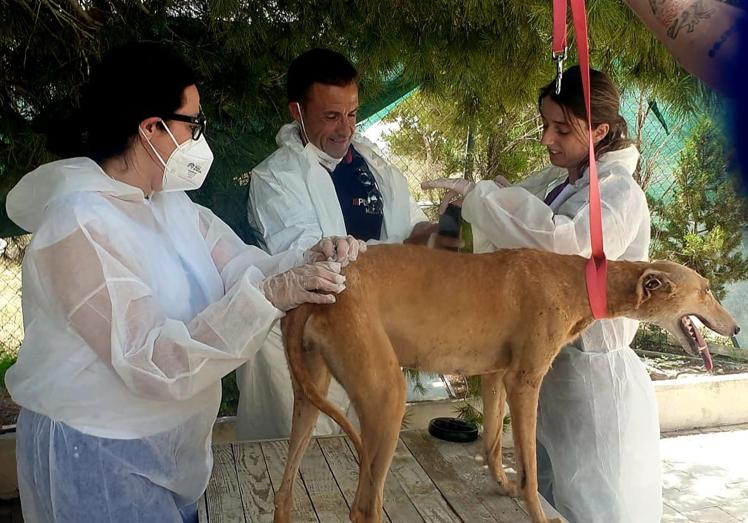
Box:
[305, 236, 367, 266]
[262, 262, 346, 311]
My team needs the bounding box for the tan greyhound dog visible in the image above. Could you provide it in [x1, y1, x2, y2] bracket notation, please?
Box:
[275, 244, 739, 523]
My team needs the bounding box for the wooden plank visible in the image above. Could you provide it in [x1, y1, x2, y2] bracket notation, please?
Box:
[197, 494, 209, 523]
[234, 442, 275, 523]
[428, 435, 531, 522]
[341, 436, 425, 523]
[539, 495, 562, 522]
[319, 436, 400, 523]
[205, 443, 246, 523]
[298, 440, 350, 522]
[318, 437, 360, 508]
[261, 439, 318, 522]
[401, 431, 497, 522]
[386, 438, 460, 522]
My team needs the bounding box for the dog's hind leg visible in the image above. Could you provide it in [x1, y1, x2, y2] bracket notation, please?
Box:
[505, 369, 561, 523]
[273, 346, 331, 523]
[481, 371, 519, 497]
[331, 325, 405, 523]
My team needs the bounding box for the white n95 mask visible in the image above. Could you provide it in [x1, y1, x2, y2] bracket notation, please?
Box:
[140, 121, 214, 192]
[295, 102, 345, 171]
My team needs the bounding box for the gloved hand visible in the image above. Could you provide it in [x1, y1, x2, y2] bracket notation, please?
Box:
[304, 236, 367, 266]
[421, 178, 476, 214]
[261, 261, 346, 312]
[493, 175, 513, 188]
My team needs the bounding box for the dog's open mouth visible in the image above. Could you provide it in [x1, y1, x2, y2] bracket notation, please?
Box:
[680, 315, 713, 372]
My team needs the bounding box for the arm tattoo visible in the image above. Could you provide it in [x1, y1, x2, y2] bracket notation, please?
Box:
[649, 1, 715, 39]
[709, 22, 737, 57]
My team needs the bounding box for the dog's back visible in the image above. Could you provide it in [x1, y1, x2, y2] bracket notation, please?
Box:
[319, 244, 587, 373]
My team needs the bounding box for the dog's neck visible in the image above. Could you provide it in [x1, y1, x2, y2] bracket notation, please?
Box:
[562, 259, 648, 338]
[564, 260, 647, 336]
[605, 260, 649, 319]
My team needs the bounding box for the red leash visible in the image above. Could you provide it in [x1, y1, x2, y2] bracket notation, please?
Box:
[553, 0, 608, 319]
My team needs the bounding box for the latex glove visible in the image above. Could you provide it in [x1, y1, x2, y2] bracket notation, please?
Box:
[421, 178, 476, 214]
[305, 236, 367, 266]
[493, 175, 513, 188]
[261, 261, 346, 312]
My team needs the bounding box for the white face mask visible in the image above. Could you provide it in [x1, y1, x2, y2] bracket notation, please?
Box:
[295, 102, 345, 171]
[140, 120, 214, 192]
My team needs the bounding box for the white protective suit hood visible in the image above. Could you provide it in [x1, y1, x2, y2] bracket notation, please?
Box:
[247, 122, 426, 254]
[6, 157, 145, 233]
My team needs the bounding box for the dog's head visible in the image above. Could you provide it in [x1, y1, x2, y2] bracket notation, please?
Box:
[632, 260, 739, 370]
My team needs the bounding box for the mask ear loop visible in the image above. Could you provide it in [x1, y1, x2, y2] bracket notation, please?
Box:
[138, 124, 168, 168]
[295, 102, 311, 145]
[139, 119, 181, 171]
[158, 119, 182, 148]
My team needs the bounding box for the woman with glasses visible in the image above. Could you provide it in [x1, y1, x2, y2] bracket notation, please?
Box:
[5, 41, 363, 523]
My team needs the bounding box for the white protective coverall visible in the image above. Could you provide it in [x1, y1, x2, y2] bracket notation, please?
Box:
[461, 146, 662, 523]
[5, 157, 305, 522]
[239, 122, 426, 440]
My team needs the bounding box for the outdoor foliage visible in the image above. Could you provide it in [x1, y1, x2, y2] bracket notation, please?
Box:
[381, 90, 548, 190]
[0, 349, 15, 392]
[650, 116, 748, 300]
[1, 0, 704, 239]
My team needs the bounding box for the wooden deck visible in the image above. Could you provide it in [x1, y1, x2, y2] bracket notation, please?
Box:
[199, 430, 563, 522]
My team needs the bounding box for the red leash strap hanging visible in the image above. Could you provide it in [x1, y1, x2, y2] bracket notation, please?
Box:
[553, 0, 609, 319]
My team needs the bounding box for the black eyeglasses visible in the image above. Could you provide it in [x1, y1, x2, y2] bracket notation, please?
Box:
[356, 166, 384, 215]
[164, 108, 207, 140]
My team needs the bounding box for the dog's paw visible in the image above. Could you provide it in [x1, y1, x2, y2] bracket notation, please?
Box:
[350, 508, 381, 523]
[490, 468, 521, 497]
[272, 506, 290, 523]
[497, 478, 521, 498]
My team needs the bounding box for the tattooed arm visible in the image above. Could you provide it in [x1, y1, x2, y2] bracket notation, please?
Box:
[623, 0, 745, 92]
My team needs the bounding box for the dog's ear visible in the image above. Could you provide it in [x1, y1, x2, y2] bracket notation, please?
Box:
[635, 269, 676, 309]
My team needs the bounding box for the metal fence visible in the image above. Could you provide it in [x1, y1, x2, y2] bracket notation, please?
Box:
[360, 87, 689, 211]
[0, 236, 28, 363]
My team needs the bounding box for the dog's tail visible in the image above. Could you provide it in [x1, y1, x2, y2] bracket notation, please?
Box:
[281, 304, 364, 458]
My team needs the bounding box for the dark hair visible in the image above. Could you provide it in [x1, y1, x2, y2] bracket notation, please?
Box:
[45, 41, 197, 162]
[539, 65, 631, 164]
[286, 48, 359, 103]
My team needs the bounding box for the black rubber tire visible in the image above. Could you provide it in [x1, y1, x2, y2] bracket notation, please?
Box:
[427, 417, 479, 443]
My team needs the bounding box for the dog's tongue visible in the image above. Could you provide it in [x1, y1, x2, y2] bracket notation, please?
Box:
[701, 348, 713, 372]
[690, 316, 713, 372]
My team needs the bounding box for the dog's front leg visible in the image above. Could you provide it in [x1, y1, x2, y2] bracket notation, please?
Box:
[480, 371, 519, 497]
[505, 369, 561, 523]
